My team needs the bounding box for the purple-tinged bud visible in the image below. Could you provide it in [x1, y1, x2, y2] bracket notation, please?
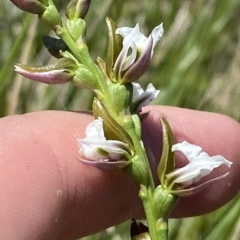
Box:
[14, 58, 77, 84]
[10, 0, 48, 14]
[10, 0, 62, 29]
[66, 0, 91, 19]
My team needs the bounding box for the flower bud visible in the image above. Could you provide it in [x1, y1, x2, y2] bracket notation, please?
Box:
[153, 186, 178, 219]
[10, 0, 47, 14]
[108, 82, 132, 114]
[14, 58, 77, 84]
[66, 0, 91, 19]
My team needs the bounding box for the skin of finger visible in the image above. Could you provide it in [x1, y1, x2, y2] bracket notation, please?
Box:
[0, 107, 239, 240]
[0, 111, 141, 240]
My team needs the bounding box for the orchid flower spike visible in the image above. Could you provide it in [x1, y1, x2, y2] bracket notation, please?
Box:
[165, 141, 232, 196]
[77, 117, 131, 170]
[113, 23, 164, 83]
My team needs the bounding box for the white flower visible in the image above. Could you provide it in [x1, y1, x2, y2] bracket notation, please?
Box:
[77, 118, 130, 170]
[113, 23, 164, 82]
[131, 82, 160, 112]
[165, 141, 232, 196]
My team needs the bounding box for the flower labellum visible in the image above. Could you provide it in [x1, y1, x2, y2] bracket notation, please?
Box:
[165, 141, 232, 196]
[131, 82, 160, 113]
[113, 23, 164, 83]
[77, 117, 131, 170]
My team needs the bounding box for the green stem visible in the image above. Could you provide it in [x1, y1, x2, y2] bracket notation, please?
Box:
[139, 186, 169, 240]
[139, 185, 158, 240]
[55, 25, 108, 94]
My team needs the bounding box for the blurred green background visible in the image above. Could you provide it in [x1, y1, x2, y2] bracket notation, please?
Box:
[1, 0, 239, 239]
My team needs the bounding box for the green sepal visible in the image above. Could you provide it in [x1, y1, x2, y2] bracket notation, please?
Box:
[157, 118, 175, 187]
[66, 18, 86, 41]
[93, 97, 134, 152]
[72, 65, 96, 90]
[39, 0, 61, 29]
[106, 17, 123, 78]
[153, 186, 178, 220]
[108, 82, 132, 114]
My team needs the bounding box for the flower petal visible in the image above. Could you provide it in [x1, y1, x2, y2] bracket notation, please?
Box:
[172, 141, 204, 161]
[84, 117, 105, 139]
[77, 117, 129, 162]
[116, 24, 148, 51]
[131, 83, 160, 112]
[79, 158, 130, 170]
[123, 36, 153, 82]
[151, 23, 164, 50]
[114, 24, 139, 77]
[168, 141, 232, 186]
[169, 172, 230, 197]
